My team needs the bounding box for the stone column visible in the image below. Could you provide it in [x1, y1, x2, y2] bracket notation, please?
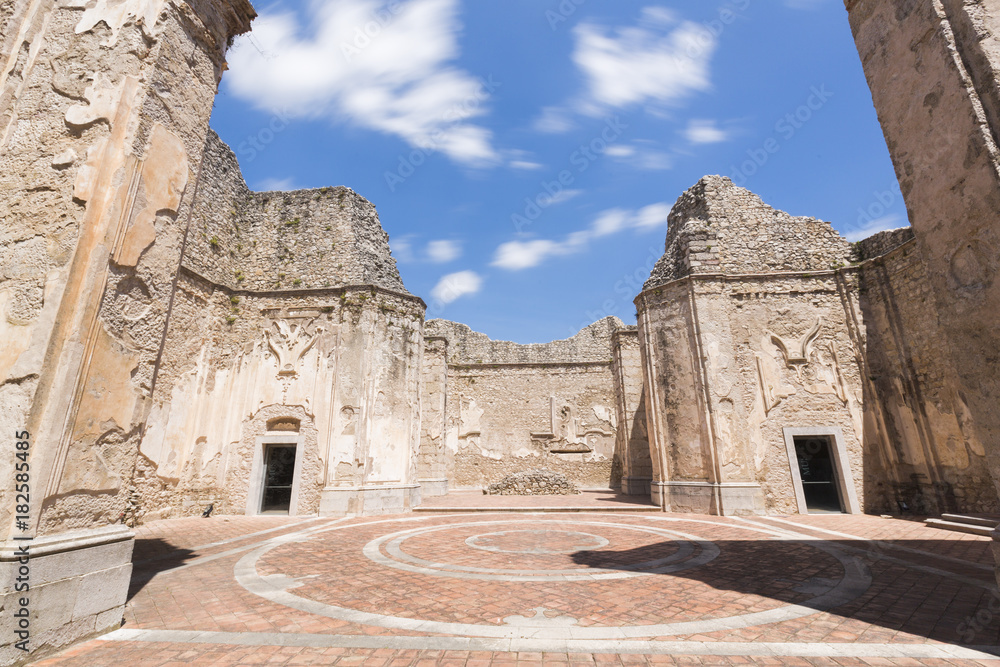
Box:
[0, 0, 252, 662]
[844, 0, 1000, 580]
[418, 337, 451, 497]
[610, 328, 653, 496]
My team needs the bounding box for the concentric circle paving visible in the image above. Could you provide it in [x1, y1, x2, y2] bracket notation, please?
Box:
[236, 514, 871, 639]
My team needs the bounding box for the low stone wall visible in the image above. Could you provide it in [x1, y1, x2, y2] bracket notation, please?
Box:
[485, 470, 580, 495]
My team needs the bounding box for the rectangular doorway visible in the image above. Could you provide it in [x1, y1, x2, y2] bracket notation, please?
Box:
[260, 444, 297, 514]
[793, 436, 843, 513]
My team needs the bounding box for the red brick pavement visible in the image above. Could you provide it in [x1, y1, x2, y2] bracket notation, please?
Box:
[28, 512, 1000, 666]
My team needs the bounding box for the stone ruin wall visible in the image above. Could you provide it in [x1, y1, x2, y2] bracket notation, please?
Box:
[855, 228, 998, 514]
[638, 177, 866, 514]
[423, 318, 623, 490]
[0, 0, 253, 536]
[846, 0, 1000, 514]
[610, 328, 652, 495]
[0, 0, 254, 662]
[136, 132, 425, 521]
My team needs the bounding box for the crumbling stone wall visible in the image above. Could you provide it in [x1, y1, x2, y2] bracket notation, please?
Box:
[424, 318, 622, 490]
[638, 177, 866, 515]
[184, 132, 406, 293]
[846, 0, 1000, 517]
[646, 176, 852, 289]
[0, 0, 254, 662]
[857, 230, 998, 514]
[140, 136, 426, 519]
[485, 469, 580, 496]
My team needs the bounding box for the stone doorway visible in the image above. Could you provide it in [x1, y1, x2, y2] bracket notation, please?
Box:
[260, 444, 297, 514]
[782, 426, 860, 515]
[793, 436, 843, 513]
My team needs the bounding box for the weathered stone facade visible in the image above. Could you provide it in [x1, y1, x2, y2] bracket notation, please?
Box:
[0, 0, 254, 661]
[141, 131, 425, 521]
[637, 176, 867, 515]
[842, 0, 1000, 586]
[422, 318, 623, 491]
[6, 0, 1000, 659]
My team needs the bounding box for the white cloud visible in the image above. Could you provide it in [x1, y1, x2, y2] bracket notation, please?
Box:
[492, 240, 565, 270]
[492, 203, 672, 270]
[510, 160, 544, 171]
[605, 145, 636, 158]
[430, 270, 482, 304]
[591, 208, 630, 237]
[843, 214, 905, 242]
[225, 0, 498, 166]
[533, 106, 576, 134]
[684, 119, 729, 144]
[571, 11, 716, 113]
[426, 239, 461, 263]
[545, 189, 583, 205]
[256, 177, 298, 191]
[633, 203, 672, 230]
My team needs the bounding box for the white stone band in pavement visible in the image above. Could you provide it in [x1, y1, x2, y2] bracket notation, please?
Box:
[234, 515, 873, 640]
[98, 629, 1000, 661]
[366, 520, 716, 581]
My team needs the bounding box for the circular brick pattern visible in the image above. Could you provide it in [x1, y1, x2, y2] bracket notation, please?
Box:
[466, 529, 609, 554]
[237, 515, 872, 639]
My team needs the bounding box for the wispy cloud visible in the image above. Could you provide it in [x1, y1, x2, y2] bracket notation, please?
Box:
[510, 160, 544, 171]
[842, 214, 905, 242]
[533, 106, 576, 134]
[226, 0, 498, 166]
[684, 119, 729, 144]
[430, 270, 482, 304]
[571, 9, 716, 114]
[256, 176, 298, 191]
[605, 141, 673, 171]
[426, 239, 462, 263]
[492, 203, 671, 270]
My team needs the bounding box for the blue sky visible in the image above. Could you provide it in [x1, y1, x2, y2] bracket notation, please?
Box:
[211, 0, 907, 343]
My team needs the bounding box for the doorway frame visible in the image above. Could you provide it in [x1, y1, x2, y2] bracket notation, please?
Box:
[782, 426, 860, 515]
[246, 434, 306, 516]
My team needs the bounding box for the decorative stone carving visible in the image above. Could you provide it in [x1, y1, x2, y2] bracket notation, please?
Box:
[264, 319, 320, 377]
[768, 317, 822, 379]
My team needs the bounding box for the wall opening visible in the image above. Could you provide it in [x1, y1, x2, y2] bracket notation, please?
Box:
[782, 426, 860, 515]
[260, 444, 297, 514]
[793, 436, 843, 513]
[247, 433, 306, 516]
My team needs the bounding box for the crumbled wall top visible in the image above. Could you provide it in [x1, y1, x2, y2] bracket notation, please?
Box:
[852, 226, 915, 261]
[643, 175, 852, 290]
[425, 317, 623, 365]
[182, 131, 408, 294]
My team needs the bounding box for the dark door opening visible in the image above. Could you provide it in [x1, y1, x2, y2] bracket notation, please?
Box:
[793, 436, 843, 513]
[260, 444, 296, 514]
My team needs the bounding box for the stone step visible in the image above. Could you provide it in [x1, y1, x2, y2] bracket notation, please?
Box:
[924, 518, 995, 537]
[940, 513, 1000, 528]
[413, 505, 662, 513]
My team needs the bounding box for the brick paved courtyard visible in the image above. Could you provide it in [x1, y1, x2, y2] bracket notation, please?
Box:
[30, 505, 1000, 666]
